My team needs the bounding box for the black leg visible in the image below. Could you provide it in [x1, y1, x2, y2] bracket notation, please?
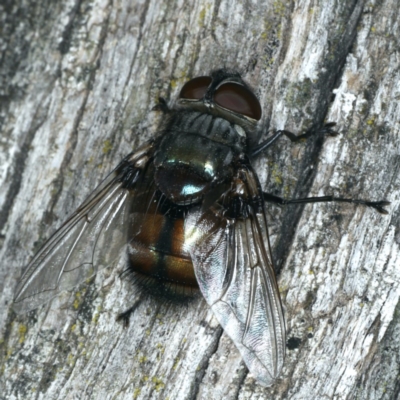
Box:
[251, 122, 338, 157]
[116, 298, 142, 328]
[263, 192, 390, 214]
[152, 97, 170, 113]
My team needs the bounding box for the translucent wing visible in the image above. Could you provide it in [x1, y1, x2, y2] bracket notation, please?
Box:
[14, 142, 154, 313]
[185, 165, 286, 386]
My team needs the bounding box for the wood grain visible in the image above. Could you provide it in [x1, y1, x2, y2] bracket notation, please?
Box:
[1, 0, 399, 398]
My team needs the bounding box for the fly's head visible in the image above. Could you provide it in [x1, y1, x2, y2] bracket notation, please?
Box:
[178, 69, 262, 138]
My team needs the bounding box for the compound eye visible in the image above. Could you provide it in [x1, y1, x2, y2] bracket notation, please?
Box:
[179, 76, 212, 100]
[214, 82, 262, 120]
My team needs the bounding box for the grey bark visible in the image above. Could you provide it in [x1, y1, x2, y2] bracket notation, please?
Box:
[0, 0, 399, 399]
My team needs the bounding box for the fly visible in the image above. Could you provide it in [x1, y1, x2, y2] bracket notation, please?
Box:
[13, 69, 390, 386]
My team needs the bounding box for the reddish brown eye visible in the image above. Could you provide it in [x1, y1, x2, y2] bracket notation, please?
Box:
[179, 76, 212, 100]
[214, 82, 262, 120]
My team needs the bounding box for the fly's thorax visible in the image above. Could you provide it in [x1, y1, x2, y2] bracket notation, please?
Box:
[153, 111, 246, 205]
[164, 110, 248, 149]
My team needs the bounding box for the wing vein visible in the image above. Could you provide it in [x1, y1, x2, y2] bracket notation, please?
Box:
[57, 220, 89, 284]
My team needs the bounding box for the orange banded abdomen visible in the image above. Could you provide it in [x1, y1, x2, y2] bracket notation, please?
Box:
[128, 209, 198, 293]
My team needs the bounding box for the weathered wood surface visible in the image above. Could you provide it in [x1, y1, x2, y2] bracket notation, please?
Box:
[1, 0, 399, 399]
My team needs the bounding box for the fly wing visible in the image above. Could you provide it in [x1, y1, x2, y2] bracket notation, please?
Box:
[14, 142, 154, 313]
[185, 165, 286, 386]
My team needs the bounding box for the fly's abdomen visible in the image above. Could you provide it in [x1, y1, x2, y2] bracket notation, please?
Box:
[127, 205, 198, 299]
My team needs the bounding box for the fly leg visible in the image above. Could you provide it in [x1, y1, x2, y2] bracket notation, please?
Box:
[251, 122, 338, 157]
[152, 97, 171, 113]
[254, 123, 389, 213]
[263, 192, 390, 214]
[116, 297, 142, 328]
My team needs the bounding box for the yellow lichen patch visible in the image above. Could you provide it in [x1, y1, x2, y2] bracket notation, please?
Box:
[136, 350, 148, 363]
[133, 387, 141, 399]
[70, 324, 77, 332]
[156, 314, 164, 325]
[173, 357, 180, 371]
[199, 7, 206, 23]
[279, 284, 289, 293]
[102, 139, 113, 154]
[269, 163, 283, 185]
[273, 174, 283, 185]
[152, 376, 165, 392]
[139, 354, 147, 363]
[156, 343, 165, 361]
[366, 117, 375, 126]
[283, 184, 292, 198]
[92, 313, 100, 324]
[67, 353, 75, 366]
[18, 324, 27, 344]
[7, 347, 13, 359]
[198, 4, 211, 28]
[273, 0, 286, 17]
[156, 343, 165, 354]
[73, 291, 82, 309]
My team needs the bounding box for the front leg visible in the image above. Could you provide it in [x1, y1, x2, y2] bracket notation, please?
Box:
[251, 122, 338, 157]
[152, 97, 171, 113]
